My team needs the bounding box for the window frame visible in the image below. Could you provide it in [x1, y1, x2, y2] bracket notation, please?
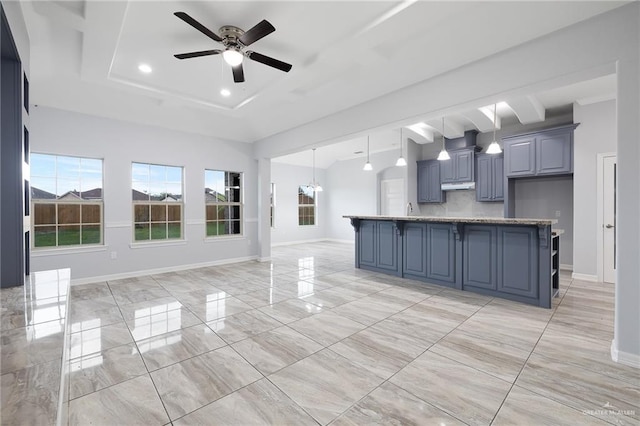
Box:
[30, 153, 104, 250]
[131, 162, 184, 243]
[204, 169, 244, 238]
[297, 185, 317, 227]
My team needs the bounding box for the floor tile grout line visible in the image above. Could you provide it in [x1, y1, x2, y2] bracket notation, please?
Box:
[486, 275, 594, 425]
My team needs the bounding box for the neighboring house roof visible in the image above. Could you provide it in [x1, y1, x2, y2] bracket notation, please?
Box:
[58, 188, 103, 200]
[133, 189, 182, 202]
[205, 188, 226, 203]
[31, 187, 56, 200]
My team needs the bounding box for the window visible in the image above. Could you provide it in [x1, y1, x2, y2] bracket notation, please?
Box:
[298, 185, 316, 226]
[270, 183, 276, 228]
[30, 154, 103, 248]
[205, 170, 242, 237]
[132, 162, 183, 242]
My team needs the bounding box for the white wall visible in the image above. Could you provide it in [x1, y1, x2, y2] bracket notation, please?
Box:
[29, 107, 259, 282]
[573, 100, 617, 277]
[270, 162, 327, 245]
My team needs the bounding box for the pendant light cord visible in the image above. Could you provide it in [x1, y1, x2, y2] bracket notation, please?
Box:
[493, 103, 497, 141]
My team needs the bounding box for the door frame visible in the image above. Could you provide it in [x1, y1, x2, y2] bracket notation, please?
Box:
[596, 152, 616, 283]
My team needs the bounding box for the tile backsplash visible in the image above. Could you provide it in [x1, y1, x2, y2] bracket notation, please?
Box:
[417, 190, 504, 217]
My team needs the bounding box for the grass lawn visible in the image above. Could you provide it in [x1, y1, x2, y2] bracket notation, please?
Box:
[134, 223, 181, 241]
[34, 227, 101, 247]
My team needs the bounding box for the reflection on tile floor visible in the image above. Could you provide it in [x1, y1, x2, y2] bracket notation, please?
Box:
[2, 242, 639, 425]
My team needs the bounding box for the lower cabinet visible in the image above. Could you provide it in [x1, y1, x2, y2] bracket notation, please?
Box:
[403, 223, 456, 285]
[463, 225, 498, 290]
[358, 220, 399, 273]
[463, 225, 538, 300]
[353, 219, 552, 307]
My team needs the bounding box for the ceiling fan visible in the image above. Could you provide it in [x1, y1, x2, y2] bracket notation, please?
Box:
[173, 12, 292, 83]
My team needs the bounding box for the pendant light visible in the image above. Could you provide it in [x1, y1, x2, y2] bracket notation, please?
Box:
[486, 103, 503, 154]
[437, 117, 450, 161]
[363, 136, 373, 171]
[395, 128, 407, 167]
[310, 148, 323, 192]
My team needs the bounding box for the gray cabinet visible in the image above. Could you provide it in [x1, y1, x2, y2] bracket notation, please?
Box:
[497, 226, 538, 299]
[504, 125, 576, 177]
[403, 222, 457, 285]
[463, 225, 539, 300]
[417, 160, 445, 203]
[463, 225, 498, 290]
[357, 220, 399, 274]
[441, 148, 475, 183]
[476, 154, 504, 201]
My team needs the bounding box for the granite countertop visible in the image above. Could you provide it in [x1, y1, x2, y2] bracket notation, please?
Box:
[343, 215, 558, 226]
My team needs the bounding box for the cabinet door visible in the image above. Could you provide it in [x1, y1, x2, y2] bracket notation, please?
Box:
[536, 132, 572, 175]
[426, 224, 456, 283]
[463, 225, 498, 290]
[427, 161, 444, 202]
[492, 155, 504, 201]
[475, 155, 492, 201]
[440, 156, 455, 183]
[504, 136, 536, 177]
[497, 226, 538, 298]
[416, 161, 429, 203]
[358, 220, 377, 267]
[455, 150, 474, 182]
[376, 221, 398, 272]
[403, 223, 427, 277]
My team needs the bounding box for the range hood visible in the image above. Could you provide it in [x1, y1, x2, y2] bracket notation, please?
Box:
[441, 182, 476, 191]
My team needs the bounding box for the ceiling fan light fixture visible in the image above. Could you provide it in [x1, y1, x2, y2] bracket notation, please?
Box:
[138, 63, 152, 74]
[222, 48, 243, 66]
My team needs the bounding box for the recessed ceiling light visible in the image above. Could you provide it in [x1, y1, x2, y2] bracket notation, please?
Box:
[220, 89, 231, 97]
[138, 64, 152, 74]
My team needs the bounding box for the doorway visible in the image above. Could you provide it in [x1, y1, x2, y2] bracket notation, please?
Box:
[380, 179, 405, 216]
[598, 153, 616, 283]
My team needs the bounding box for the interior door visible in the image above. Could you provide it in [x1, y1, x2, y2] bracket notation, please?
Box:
[603, 155, 616, 283]
[381, 179, 404, 216]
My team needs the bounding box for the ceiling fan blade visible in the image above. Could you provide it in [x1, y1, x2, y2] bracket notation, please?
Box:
[232, 64, 245, 83]
[238, 20, 275, 46]
[247, 51, 292, 72]
[174, 49, 221, 60]
[174, 11, 223, 42]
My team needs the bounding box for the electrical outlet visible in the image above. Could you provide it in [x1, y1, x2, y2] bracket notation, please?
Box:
[555, 210, 561, 218]
[110, 251, 117, 260]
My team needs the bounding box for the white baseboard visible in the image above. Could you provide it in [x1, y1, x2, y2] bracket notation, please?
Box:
[560, 264, 573, 271]
[271, 238, 328, 247]
[70, 255, 258, 286]
[257, 257, 271, 262]
[571, 272, 599, 282]
[611, 339, 640, 368]
[325, 239, 355, 244]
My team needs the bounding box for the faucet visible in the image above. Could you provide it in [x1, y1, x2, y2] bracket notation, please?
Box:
[406, 202, 413, 216]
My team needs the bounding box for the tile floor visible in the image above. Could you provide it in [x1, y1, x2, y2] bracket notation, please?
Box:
[1, 241, 639, 425]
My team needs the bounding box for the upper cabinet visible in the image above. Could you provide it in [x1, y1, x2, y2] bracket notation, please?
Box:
[440, 147, 476, 183]
[417, 160, 445, 203]
[503, 124, 577, 178]
[476, 153, 504, 202]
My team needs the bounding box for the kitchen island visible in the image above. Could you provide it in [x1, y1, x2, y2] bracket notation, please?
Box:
[344, 215, 559, 308]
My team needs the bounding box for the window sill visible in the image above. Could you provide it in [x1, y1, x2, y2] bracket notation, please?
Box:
[204, 235, 245, 243]
[31, 245, 107, 257]
[129, 240, 187, 249]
